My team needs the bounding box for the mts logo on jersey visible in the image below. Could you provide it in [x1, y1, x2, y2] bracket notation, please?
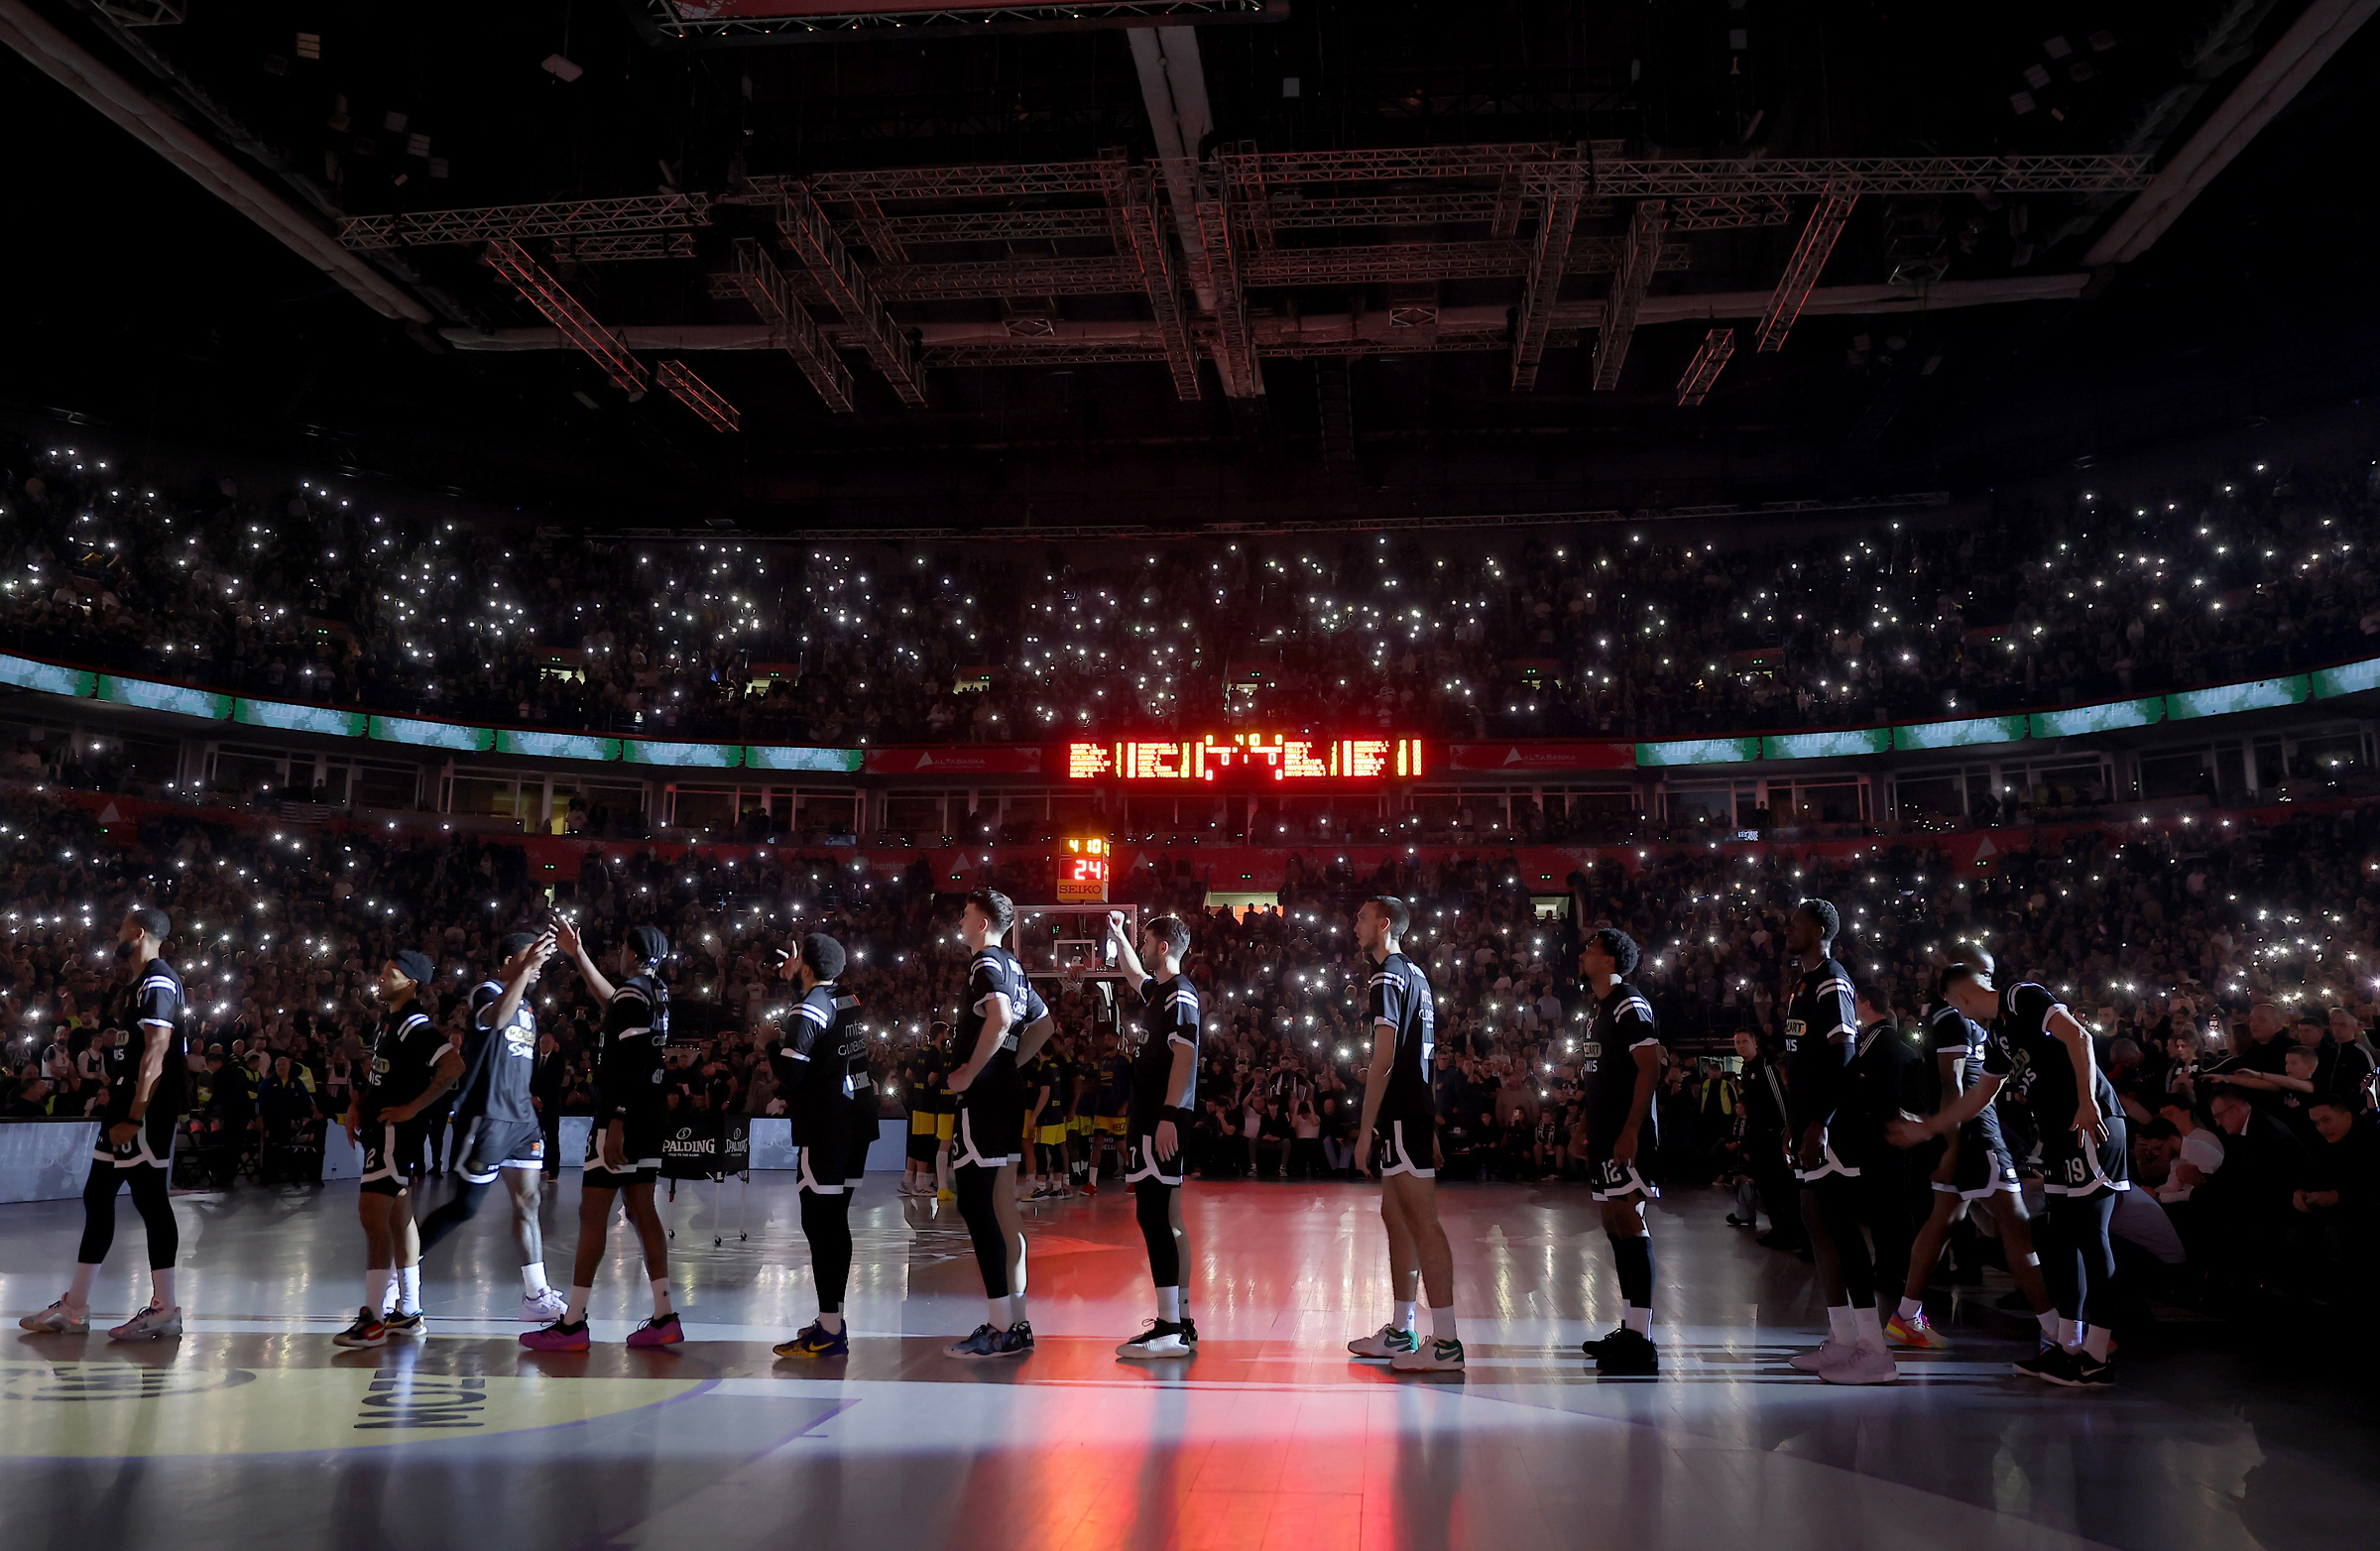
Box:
[1782, 1017, 1805, 1053]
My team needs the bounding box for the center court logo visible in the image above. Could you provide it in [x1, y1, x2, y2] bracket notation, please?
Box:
[2, 1365, 256, 1402]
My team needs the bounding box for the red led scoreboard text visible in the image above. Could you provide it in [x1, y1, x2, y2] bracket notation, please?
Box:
[1064, 735, 1425, 782]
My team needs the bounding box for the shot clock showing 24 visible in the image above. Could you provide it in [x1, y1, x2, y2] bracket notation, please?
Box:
[1057, 837, 1110, 904]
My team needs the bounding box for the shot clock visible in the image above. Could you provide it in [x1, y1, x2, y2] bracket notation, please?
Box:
[1057, 837, 1110, 904]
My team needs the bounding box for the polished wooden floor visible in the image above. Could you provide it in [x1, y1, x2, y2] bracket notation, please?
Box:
[3, 1168, 2373, 1551]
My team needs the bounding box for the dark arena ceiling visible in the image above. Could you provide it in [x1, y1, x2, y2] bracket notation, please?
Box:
[3, 0, 2378, 534]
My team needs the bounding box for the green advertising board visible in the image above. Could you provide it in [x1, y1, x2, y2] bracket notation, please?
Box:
[235, 698, 369, 737]
[98, 675, 230, 720]
[1634, 736, 1761, 767]
[368, 715, 495, 752]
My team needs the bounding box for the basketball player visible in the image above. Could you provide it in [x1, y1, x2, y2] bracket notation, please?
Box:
[1844, 988, 1923, 1354]
[772, 932, 875, 1359]
[1106, 910, 1201, 1360]
[524, 923, 681, 1352]
[1021, 1051, 1062, 1200]
[1888, 946, 2060, 1353]
[416, 929, 565, 1323]
[1068, 1032, 1102, 1193]
[1890, 957, 2130, 1386]
[19, 907, 187, 1341]
[931, 1022, 959, 1202]
[1779, 899, 1895, 1384]
[1574, 928, 1662, 1376]
[900, 1037, 941, 1196]
[334, 951, 460, 1349]
[944, 890, 1056, 1358]
[1345, 895, 1464, 1373]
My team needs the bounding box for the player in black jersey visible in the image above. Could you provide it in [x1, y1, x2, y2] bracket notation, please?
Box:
[1892, 957, 2130, 1387]
[415, 929, 564, 1323]
[525, 923, 682, 1352]
[1843, 988, 1926, 1359]
[771, 932, 877, 1359]
[1104, 910, 1202, 1360]
[1346, 895, 1464, 1372]
[1888, 947, 2060, 1354]
[334, 950, 462, 1349]
[1779, 899, 1896, 1384]
[944, 890, 1057, 1359]
[1574, 928, 1664, 1375]
[20, 907, 188, 1342]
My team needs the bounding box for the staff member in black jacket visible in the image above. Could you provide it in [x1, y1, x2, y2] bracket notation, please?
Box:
[532, 1028, 566, 1180]
[1730, 1027, 1804, 1253]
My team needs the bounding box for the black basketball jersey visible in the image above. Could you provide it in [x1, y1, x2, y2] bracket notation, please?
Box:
[458, 978, 538, 1125]
[595, 974, 669, 1128]
[362, 1002, 445, 1119]
[1983, 982, 2117, 1126]
[1782, 957, 1858, 1132]
[1130, 973, 1201, 1130]
[104, 955, 187, 1124]
[1368, 951, 1437, 1121]
[1582, 979, 1659, 1145]
[961, 946, 1044, 1105]
[775, 980, 867, 1144]
[1926, 1001, 1988, 1092]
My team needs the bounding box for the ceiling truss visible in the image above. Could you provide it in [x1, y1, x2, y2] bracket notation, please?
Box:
[365, 148, 2151, 401]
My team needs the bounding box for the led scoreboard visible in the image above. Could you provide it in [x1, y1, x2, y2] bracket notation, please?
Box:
[1057, 837, 1110, 903]
[1064, 734, 1424, 782]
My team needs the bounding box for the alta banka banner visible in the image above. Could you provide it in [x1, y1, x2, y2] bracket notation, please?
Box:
[1441, 742, 1636, 773]
[864, 746, 1044, 776]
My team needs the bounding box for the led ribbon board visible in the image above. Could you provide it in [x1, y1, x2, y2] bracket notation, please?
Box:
[1063, 735, 1424, 781]
[237, 698, 369, 738]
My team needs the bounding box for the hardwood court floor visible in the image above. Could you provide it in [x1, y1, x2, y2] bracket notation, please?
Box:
[3, 1169, 2373, 1551]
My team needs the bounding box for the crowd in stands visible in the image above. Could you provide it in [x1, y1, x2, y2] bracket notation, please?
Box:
[8, 431, 2380, 749]
[4, 771, 2374, 1316]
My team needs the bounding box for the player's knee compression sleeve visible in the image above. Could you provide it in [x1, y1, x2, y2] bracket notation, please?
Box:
[2049, 1192, 2116, 1325]
[1135, 1178, 1180, 1286]
[415, 1180, 492, 1253]
[1609, 1232, 1653, 1311]
[799, 1187, 857, 1313]
[125, 1164, 178, 1269]
[954, 1163, 1010, 1298]
[77, 1165, 120, 1265]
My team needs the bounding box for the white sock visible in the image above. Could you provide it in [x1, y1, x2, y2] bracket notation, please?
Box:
[68, 1262, 97, 1308]
[1157, 1286, 1182, 1322]
[398, 1264, 420, 1315]
[2037, 1310, 2062, 1343]
[650, 1277, 672, 1318]
[2057, 1316, 2081, 1352]
[1012, 1292, 1030, 1326]
[1852, 1307, 1885, 1348]
[1393, 1299, 1417, 1333]
[817, 1311, 844, 1334]
[564, 1285, 590, 1324]
[988, 1294, 1013, 1329]
[151, 1267, 175, 1309]
[1622, 1306, 1652, 1337]
[1826, 1304, 1854, 1344]
[366, 1267, 393, 1319]
[2082, 1324, 2111, 1362]
[1897, 1296, 1923, 1321]
[1430, 1305, 1458, 1341]
[521, 1263, 550, 1297]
